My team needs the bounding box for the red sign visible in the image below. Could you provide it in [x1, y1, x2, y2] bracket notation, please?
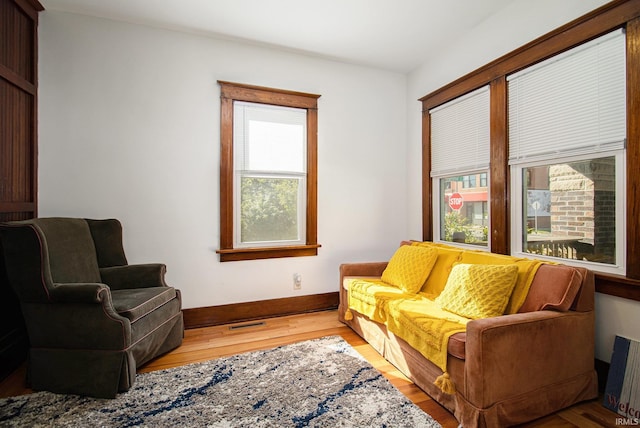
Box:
[448, 192, 464, 211]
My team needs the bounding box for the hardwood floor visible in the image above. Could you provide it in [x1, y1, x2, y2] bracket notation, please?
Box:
[0, 310, 621, 427]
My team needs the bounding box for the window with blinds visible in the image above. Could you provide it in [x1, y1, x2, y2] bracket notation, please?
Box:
[233, 101, 307, 247]
[508, 29, 626, 274]
[430, 85, 490, 247]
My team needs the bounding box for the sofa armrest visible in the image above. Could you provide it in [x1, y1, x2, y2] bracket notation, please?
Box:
[463, 309, 595, 408]
[338, 262, 388, 323]
[340, 262, 388, 278]
[100, 263, 168, 290]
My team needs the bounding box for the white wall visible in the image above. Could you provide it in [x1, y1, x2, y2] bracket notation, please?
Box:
[38, 11, 408, 309]
[406, 0, 640, 362]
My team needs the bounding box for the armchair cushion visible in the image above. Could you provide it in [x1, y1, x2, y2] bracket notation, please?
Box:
[111, 287, 177, 322]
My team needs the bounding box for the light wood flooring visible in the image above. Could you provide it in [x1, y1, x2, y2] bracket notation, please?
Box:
[0, 310, 622, 427]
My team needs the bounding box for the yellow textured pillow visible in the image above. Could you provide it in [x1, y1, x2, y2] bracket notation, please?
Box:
[381, 245, 438, 294]
[435, 263, 519, 319]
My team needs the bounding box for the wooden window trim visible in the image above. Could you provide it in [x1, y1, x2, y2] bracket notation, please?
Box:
[217, 81, 321, 262]
[420, 0, 640, 301]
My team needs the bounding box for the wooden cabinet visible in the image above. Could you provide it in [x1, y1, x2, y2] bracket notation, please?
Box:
[0, 0, 43, 381]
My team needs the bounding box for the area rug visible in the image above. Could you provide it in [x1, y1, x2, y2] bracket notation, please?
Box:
[0, 336, 441, 427]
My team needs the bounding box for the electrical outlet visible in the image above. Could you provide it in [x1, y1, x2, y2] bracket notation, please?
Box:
[293, 273, 302, 290]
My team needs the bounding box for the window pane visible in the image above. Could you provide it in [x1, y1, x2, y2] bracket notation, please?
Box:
[240, 176, 302, 244]
[523, 157, 615, 264]
[440, 174, 488, 247]
[247, 120, 305, 172]
[234, 101, 307, 173]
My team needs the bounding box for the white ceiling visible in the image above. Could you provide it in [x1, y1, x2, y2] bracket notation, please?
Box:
[39, 0, 515, 73]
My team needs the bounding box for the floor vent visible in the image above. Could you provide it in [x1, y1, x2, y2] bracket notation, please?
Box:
[229, 321, 266, 330]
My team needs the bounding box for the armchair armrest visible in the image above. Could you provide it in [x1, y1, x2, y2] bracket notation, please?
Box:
[100, 263, 168, 290]
[340, 262, 388, 278]
[463, 309, 595, 408]
[29, 282, 132, 350]
[50, 283, 109, 304]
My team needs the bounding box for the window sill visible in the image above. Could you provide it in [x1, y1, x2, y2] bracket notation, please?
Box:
[595, 273, 640, 302]
[217, 244, 321, 262]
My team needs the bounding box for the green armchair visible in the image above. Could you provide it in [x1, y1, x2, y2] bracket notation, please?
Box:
[0, 218, 184, 398]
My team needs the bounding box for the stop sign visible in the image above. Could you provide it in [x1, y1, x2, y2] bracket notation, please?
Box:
[448, 192, 464, 211]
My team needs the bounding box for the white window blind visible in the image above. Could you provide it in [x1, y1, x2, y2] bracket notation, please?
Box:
[430, 85, 490, 177]
[233, 101, 307, 174]
[508, 29, 626, 164]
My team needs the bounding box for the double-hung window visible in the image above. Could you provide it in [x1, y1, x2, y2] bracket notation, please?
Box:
[508, 29, 626, 274]
[217, 81, 321, 261]
[233, 102, 307, 247]
[430, 85, 490, 247]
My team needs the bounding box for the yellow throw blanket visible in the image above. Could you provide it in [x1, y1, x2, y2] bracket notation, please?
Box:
[347, 279, 468, 393]
[386, 298, 469, 390]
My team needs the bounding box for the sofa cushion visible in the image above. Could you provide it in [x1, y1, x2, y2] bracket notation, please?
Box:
[518, 263, 583, 312]
[436, 263, 519, 319]
[412, 243, 463, 298]
[111, 287, 177, 322]
[448, 332, 467, 360]
[381, 245, 437, 294]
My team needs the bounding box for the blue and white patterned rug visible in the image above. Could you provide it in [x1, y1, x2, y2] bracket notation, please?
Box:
[0, 336, 441, 427]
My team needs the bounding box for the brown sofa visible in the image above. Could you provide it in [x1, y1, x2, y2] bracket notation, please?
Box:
[338, 242, 597, 427]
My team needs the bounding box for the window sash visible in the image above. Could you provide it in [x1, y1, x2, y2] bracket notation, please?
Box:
[430, 85, 490, 177]
[232, 101, 309, 248]
[432, 170, 490, 249]
[233, 101, 307, 174]
[510, 151, 626, 275]
[234, 172, 306, 248]
[508, 29, 626, 164]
